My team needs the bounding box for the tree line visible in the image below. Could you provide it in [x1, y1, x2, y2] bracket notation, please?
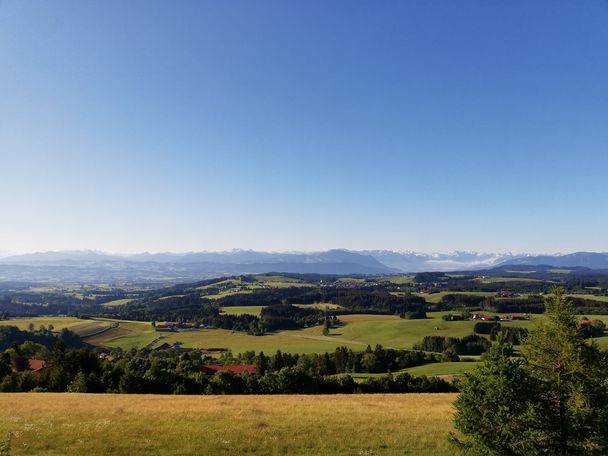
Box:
[226, 345, 439, 375]
[0, 330, 453, 394]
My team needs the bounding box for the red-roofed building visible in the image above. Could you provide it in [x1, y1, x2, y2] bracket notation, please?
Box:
[27, 358, 46, 374]
[201, 364, 256, 376]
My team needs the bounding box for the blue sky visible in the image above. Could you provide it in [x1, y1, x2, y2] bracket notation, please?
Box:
[1, 0, 607, 254]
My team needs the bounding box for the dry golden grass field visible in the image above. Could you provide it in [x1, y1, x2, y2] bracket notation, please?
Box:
[0, 393, 457, 455]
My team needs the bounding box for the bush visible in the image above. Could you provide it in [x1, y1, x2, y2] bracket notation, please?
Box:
[473, 321, 501, 335]
[400, 310, 427, 319]
[414, 334, 491, 356]
[489, 326, 528, 345]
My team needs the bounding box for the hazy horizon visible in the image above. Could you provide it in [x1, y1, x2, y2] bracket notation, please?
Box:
[2, 1, 607, 254]
[1, 247, 605, 258]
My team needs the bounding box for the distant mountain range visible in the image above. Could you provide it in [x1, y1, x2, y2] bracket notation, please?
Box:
[499, 252, 608, 270]
[0, 249, 607, 284]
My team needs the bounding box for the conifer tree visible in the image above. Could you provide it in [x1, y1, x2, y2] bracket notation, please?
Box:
[452, 288, 608, 455]
[451, 333, 544, 455]
[522, 288, 608, 454]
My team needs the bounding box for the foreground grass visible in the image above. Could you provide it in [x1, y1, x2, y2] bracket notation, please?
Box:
[0, 393, 457, 456]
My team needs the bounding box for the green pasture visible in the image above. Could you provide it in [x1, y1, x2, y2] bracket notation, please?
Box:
[102, 298, 133, 307]
[382, 275, 415, 284]
[220, 303, 340, 317]
[475, 276, 544, 283]
[403, 361, 480, 377]
[253, 275, 309, 284]
[567, 294, 608, 303]
[413, 291, 496, 304]
[335, 277, 367, 284]
[221, 306, 265, 317]
[0, 317, 115, 338]
[4, 312, 608, 356]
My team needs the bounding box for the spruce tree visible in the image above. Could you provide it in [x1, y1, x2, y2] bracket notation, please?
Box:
[452, 288, 608, 455]
[522, 288, 608, 454]
[451, 333, 544, 455]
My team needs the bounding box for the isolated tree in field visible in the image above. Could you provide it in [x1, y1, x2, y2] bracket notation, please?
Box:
[451, 333, 544, 455]
[522, 288, 608, 454]
[322, 319, 330, 336]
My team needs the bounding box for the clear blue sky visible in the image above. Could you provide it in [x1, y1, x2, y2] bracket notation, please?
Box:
[1, 0, 607, 254]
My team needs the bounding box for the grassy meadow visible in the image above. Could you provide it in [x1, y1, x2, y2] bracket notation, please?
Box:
[403, 361, 479, 377]
[0, 393, 457, 456]
[219, 303, 340, 317]
[196, 275, 315, 299]
[568, 294, 608, 303]
[3, 313, 608, 368]
[412, 291, 496, 303]
[91, 312, 543, 354]
[220, 305, 266, 317]
[101, 298, 133, 307]
[0, 317, 116, 338]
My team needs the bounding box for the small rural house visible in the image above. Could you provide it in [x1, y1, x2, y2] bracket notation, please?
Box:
[200, 365, 256, 376]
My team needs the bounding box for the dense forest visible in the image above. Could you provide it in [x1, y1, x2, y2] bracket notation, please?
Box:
[0, 326, 454, 395]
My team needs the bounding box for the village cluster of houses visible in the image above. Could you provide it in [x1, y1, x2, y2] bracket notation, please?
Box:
[19, 353, 115, 377]
[154, 322, 203, 332]
[19, 351, 257, 379]
[18, 356, 255, 378]
[472, 313, 530, 321]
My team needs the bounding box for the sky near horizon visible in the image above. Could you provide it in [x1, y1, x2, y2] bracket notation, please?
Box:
[1, 1, 608, 254]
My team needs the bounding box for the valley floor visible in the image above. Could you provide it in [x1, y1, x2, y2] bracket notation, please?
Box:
[0, 393, 457, 455]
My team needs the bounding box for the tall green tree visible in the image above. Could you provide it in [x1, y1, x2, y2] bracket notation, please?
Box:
[451, 333, 544, 455]
[452, 288, 608, 455]
[522, 288, 608, 454]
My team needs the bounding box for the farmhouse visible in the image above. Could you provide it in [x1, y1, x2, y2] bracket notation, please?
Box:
[155, 322, 198, 332]
[473, 314, 499, 321]
[98, 353, 115, 362]
[27, 358, 47, 375]
[472, 313, 530, 322]
[153, 342, 189, 352]
[201, 364, 256, 376]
